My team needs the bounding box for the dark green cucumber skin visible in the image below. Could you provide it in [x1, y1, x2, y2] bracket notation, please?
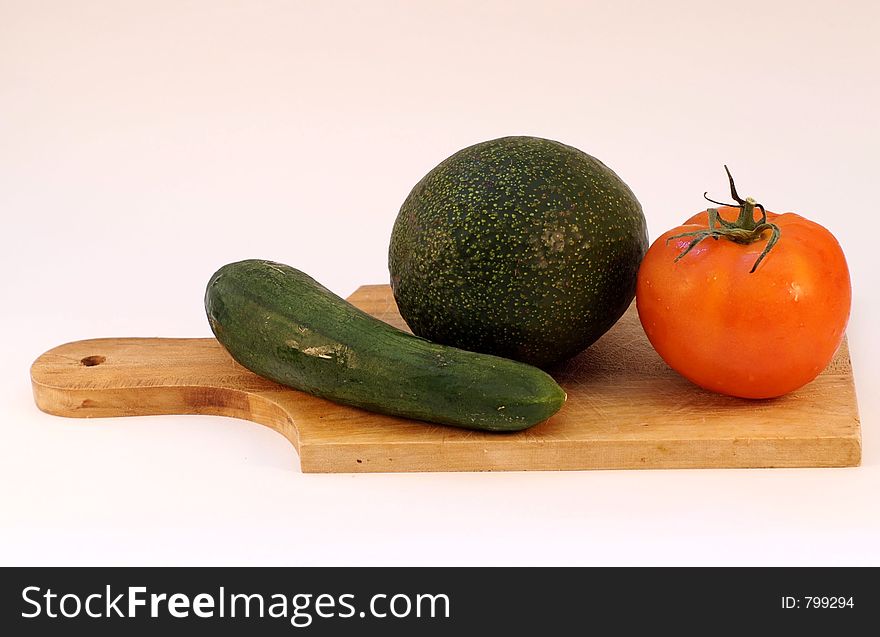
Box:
[205, 260, 566, 432]
[389, 136, 648, 368]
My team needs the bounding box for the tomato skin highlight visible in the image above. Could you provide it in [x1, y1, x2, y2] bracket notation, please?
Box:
[636, 206, 851, 399]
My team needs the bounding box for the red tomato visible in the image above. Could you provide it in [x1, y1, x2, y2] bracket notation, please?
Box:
[636, 199, 851, 399]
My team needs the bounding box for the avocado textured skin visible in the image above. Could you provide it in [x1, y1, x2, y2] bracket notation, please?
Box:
[389, 136, 648, 368]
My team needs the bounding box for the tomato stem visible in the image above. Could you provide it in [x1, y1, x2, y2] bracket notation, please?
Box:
[667, 166, 780, 273]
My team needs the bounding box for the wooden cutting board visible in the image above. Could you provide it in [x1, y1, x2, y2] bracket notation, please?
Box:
[31, 285, 861, 472]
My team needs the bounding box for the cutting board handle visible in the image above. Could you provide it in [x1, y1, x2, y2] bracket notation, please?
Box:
[30, 337, 303, 449]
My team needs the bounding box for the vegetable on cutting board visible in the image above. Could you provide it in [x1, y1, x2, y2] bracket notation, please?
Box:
[636, 167, 851, 399]
[205, 259, 566, 431]
[389, 136, 648, 368]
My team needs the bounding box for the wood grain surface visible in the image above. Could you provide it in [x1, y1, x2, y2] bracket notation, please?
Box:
[31, 285, 861, 472]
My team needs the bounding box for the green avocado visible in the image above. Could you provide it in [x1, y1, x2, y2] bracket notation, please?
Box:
[389, 136, 648, 368]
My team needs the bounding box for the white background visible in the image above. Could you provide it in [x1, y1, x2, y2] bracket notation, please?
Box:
[2, 0, 878, 565]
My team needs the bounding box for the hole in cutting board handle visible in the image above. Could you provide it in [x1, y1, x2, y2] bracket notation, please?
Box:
[80, 355, 106, 367]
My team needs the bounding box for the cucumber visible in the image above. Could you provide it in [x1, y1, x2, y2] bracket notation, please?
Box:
[205, 260, 566, 431]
